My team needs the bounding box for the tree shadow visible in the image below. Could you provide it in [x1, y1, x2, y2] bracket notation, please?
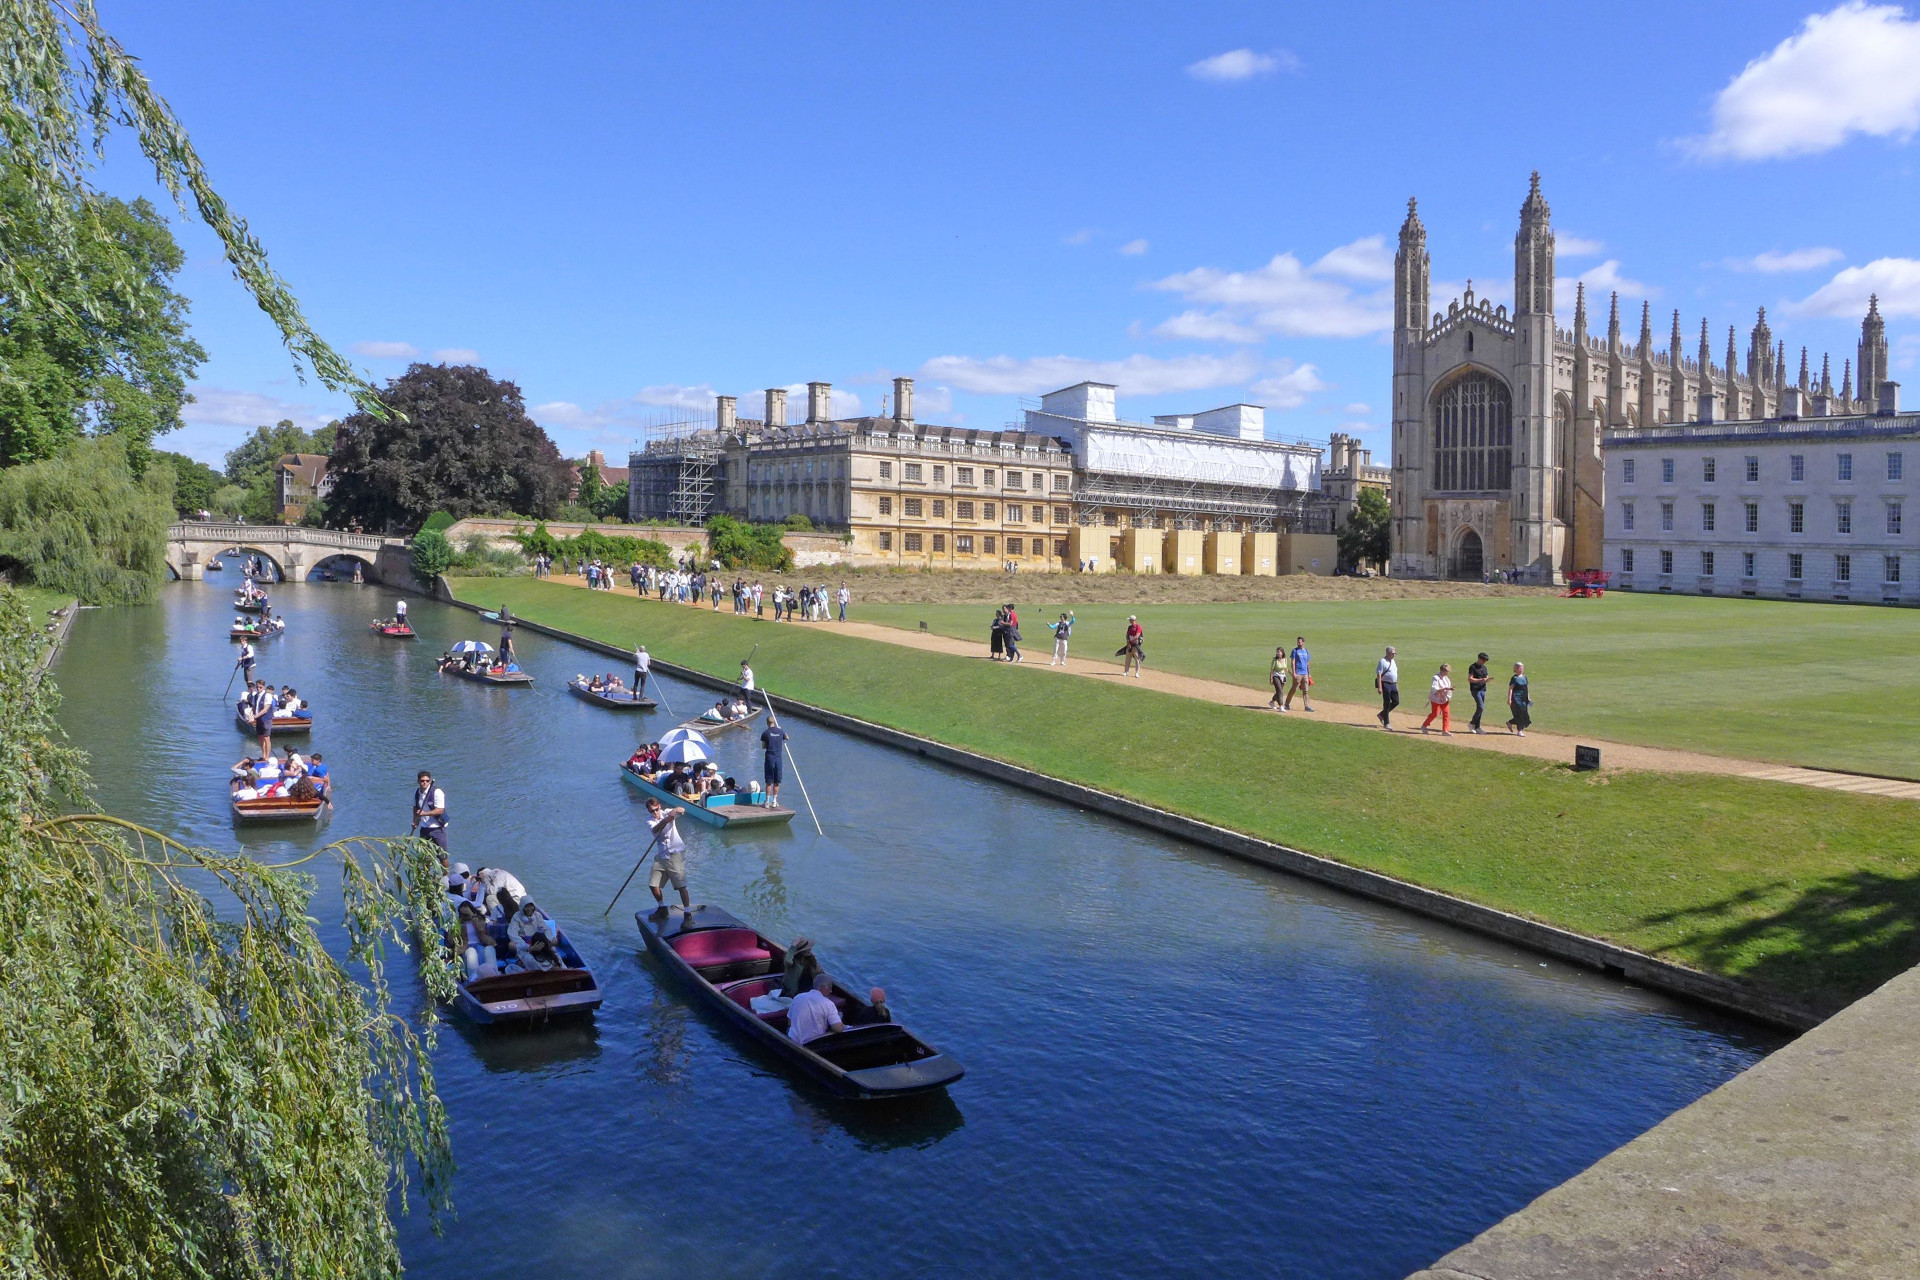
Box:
[1640, 868, 1920, 1013]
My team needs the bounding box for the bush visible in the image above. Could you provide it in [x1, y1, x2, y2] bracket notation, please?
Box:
[704, 515, 794, 571]
[410, 527, 454, 580]
[531, 525, 673, 570]
[782, 513, 813, 531]
[445, 537, 528, 577]
[0, 438, 173, 604]
[419, 510, 456, 536]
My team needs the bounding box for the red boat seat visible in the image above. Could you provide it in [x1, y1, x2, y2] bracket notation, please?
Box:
[671, 928, 771, 972]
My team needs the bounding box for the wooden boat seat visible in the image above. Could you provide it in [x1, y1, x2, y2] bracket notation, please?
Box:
[670, 928, 773, 980]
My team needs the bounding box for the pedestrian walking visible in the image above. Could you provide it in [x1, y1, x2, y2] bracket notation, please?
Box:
[1049, 611, 1074, 665]
[1467, 652, 1490, 734]
[837, 584, 850, 622]
[1119, 616, 1144, 677]
[1421, 663, 1454, 735]
[989, 605, 1006, 660]
[1286, 635, 1313, 711]
[412, 770, 449, 858]
[760, 713, 788, 804]
[1375, 646, 1400, 730]
[1003, 602, 1022, 662]
[1506, 662, 1531, 736]
[1268, 646, 1287, 710]
[634, 643, 650, 697]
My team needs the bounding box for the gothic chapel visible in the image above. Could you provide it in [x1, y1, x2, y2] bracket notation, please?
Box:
[1389, 173, 1890, 580]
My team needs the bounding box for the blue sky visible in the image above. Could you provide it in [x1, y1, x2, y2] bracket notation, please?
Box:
[101, 1, 1920, 466]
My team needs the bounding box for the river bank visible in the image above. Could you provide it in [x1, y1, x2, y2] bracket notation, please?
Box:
[50, 573, 1783, 1279]
[448, 578, 1920, 1017]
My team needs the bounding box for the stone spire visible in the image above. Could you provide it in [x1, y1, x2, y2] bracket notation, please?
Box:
[1798, 347, 1810, 392]
[1820, 353, 1833, 397]
[1606, 291, 1621, 352]
[1394, 197, 1430, 335]
[1725, 326, 1741, 417]
[1859, 293, 1889, 398]
[1841, 358, 1854, 405]
[1776, 340, 1787, 397]
[1667, 310, 1689, 423]
[1572, 280, 1587, 339]
[1514, 171, 1554, 316]
[1698, 318, 1714, 379]
[1639, 300, 1653, 351]
[1747, 307, 1774, 384]
[1637, 300, 1658, 428]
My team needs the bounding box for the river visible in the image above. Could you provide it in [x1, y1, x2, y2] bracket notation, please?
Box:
[52, 572, 1780, 1279]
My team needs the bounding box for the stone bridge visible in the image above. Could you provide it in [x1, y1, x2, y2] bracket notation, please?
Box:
[165, 522, 407, 582]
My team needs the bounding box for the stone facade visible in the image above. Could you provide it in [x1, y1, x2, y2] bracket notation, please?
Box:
[1390, 174, 1888, 583]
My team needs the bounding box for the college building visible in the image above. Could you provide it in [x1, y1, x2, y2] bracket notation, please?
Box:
[1603, 403, 1914, 604]
[630, 377, 1341, 573]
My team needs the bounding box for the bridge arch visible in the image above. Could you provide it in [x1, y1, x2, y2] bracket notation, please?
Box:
[164, 523, 402, 583]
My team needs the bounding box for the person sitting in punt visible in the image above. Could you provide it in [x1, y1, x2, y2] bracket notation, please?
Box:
[288, 776, 319, 803]
[508, 900, 558, 969]
[663, 764, 692, 796]
[699, 697, 733, 724]
[473, 866, 529, 916]
[787, 973, 845, 1046]
[281, 747, 305, 776]
[307, 753, 331, 801]
[845, 987, 893, 1027]
[453, 901, 498, 980]
[445, 861, 471, 898]
[230, 773, 261, 802]
[280, 687, 310, 718]
[625, 744, 661, 775]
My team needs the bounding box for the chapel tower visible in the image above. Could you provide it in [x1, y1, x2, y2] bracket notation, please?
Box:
[1511, 172, 1561, 574]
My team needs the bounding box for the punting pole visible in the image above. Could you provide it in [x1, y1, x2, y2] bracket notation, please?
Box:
[604, 832, 663, 915]
[761, 689, 822, 835]
[222, 658, 242, 700]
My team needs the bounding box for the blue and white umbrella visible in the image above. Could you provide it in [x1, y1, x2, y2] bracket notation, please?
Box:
[657, 738, 713, 765]
[445, 640, 493, 656]
[657, 727, 710, 749]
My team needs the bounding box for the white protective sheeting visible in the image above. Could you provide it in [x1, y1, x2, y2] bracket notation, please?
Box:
[1078, 426, 1320, 491]
[1039, 383, 1117, 423]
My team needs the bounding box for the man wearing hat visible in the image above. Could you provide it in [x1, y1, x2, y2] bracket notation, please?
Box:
[1466, 652, 1492, 734]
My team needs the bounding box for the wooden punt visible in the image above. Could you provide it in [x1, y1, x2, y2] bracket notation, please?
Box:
[446, 664, 533, 686]
[231, 794, 327, 823]
[233, 598, 266, 614]
[673, 705, 765, 737]
[370, 622, 416, 639]
[619, 765, 794, 828]
[479, 610, 517, 626]
[235, 712, 313, 735]
[452, 932, 603, 1025]
[636, 904, 962, 1100]
[568, 677, 655, 709]
[230, 621, 285, 641]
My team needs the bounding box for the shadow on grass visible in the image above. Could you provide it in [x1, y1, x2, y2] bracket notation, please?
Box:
[1643, 868, 1920, 1013]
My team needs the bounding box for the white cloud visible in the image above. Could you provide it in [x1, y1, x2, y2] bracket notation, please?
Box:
[432, 347, 480, 363]
[1063, 228, 1095, 246]
[920, 351, 1266, 397]
[1250, 361, 1329, 409]
[1895, 334, 1920, 370]
[1148, 240, 1394, 341]
[1186, 48, 1299, 82]
[349, 340, 418, 359]
[1794, 257, 1920, 316]
[1555, 233, 1605, 257]
[530, 384, 720, 434]
[1688, 2, 1920, 160]
[183, 387, 335, 431]
[1724, 247, 1845, 273]
[1553, 260, 1655, 313]
[1342, 402, 1371, 416]
[914, 384, 955, 416]
[1118, 238, 1150, 256]
[1310, 235, 1394, 281]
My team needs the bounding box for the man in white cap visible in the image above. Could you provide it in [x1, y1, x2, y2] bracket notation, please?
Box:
[633, 642, 651, 699]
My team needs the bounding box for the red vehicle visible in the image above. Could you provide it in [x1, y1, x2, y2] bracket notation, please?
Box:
[1564, 569, 1611, 598]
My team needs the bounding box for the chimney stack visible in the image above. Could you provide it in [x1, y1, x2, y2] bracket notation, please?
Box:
[1780, 387, 1804, 420]
[807, 381, 832, 424]
[1695, 390, 1715, 425]
[765, 387, 787, 429]
[1878, 381, 1901, 416]
[716, 395, 737, 433]
[892, 376, 914, 425]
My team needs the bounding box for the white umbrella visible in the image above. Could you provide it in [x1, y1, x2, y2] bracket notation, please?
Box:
[657, 726, 710, 748]
[446, 640, 493, 656]
[657, 739, 713, 765]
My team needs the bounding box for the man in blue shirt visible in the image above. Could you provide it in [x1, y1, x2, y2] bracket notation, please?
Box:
[308, 752, 332, 804]
[1286, 636, 1314, 712]
[759, 714, 789, 806]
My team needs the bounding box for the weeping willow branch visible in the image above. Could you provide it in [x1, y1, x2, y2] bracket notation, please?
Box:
[0, 0, 384, 414]
[0, 587, 457, 1278]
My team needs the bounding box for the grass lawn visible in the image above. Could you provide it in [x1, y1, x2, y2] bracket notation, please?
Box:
[6, 586, 76, 660]
[856, 593, 1920, 778]
[454, 578, 1920, 1014]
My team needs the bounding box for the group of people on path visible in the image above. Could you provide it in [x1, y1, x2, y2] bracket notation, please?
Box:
[1375, 647, 1531, 737]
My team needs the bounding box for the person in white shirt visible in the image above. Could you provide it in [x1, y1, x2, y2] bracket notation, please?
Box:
[644, 797, 692, 912]
[1375, 646, 1400, 731]
[634, 643, 651, 698]
[739, 661, 755, 694]
[396, 598, 408, 621]
[836, 585, 850, 621]
[787, 973, 845, 1045]
[1421, 663, 1455, 736]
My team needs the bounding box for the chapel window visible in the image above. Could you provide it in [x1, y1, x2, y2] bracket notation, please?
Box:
[1432, 373, 1513, 493]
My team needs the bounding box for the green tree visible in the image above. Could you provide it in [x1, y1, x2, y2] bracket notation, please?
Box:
[1336, 486, 1392, 571]
[327, 365, 571, 531]
[151, 450, 222, 516]
[409, 527, 454, 580]
[0, 438, 173, 604]
[223, 418, 335, 488]
[704, 515, 795, 571]
[0, 588, 454, 1278]
[1, 0, 382, 420]
[210, 483, 247, 520]
[0, 164, 207, 471]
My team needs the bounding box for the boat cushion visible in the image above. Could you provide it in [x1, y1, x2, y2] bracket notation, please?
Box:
[671, 928, 771, 971]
